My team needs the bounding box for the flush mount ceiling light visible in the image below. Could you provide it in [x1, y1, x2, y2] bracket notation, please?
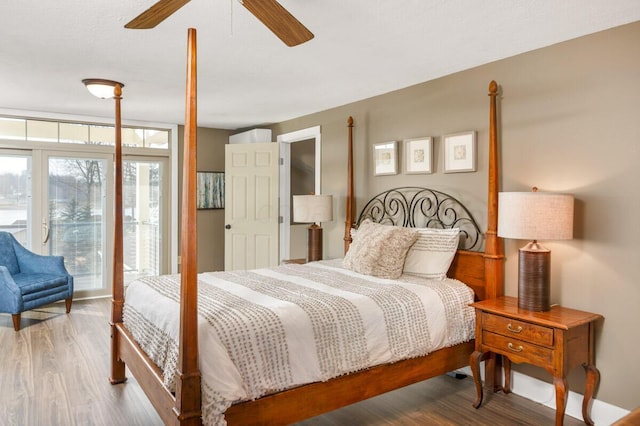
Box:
[82, 78, 125, 99]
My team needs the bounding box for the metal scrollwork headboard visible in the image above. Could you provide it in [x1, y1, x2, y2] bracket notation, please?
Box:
[355, 186, 483, 251]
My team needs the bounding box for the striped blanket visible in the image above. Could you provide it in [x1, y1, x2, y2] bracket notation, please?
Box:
[123, 259, 475, 425]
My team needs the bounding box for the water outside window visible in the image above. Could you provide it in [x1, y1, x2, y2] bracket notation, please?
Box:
[0, 155, 30, 246]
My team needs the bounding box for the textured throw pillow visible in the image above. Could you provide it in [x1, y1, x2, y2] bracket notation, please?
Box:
[403, 228, 460, 280]
[343, 219, 419, 279]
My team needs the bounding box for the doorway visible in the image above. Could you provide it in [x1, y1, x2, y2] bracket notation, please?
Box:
[277, 126, 321, 262]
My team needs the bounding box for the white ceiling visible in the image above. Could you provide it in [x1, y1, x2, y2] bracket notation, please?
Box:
[1, 1, 639, 130]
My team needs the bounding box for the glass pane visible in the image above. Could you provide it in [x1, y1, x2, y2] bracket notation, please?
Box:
[0, 155, 30, 246]
[89, 125, 115, 145]
[48, 157, 106, 291]
[123, 160, 162, 283]
[60, 123, 89, 144]
[27, 120, 58, 142]
[122, 128, 144, 148]
[0, 117, 26, 140]
[145, 129, 169, 149]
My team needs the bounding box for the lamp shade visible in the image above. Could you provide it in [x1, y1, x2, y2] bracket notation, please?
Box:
[82, 78, 124, 99]
[498, 191, 574, 241]
[293, 194, 333, 223]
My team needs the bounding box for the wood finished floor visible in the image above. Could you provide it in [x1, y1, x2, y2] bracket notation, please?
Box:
[0, 299, 584, 426]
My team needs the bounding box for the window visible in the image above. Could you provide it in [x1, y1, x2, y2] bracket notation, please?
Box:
[0, 112, 174, 297]
[0, 116, 170, 149]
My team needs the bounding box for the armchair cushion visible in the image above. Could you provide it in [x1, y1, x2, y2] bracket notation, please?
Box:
[13, 273, 70, 296]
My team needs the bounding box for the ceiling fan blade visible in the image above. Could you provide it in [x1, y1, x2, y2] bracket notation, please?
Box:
[240, 0, 314, 46]
[125, 0, 191, 29]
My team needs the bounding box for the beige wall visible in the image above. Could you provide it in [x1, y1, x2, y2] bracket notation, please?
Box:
[177, 125, 230, 272]
[269, 22, 640, 410]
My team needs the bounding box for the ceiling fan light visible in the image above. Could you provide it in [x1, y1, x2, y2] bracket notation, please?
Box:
[82, 78, 125, 99]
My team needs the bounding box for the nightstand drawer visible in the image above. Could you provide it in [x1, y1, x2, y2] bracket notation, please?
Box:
[482, 331, 553, 365]
[482, 313, 554, 347]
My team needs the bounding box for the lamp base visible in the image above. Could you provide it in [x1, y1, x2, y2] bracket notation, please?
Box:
[518, 242, 551, 312]
[307, 224, 323, 262]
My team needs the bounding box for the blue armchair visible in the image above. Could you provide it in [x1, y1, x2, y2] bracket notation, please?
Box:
[0, 231, 73, 331]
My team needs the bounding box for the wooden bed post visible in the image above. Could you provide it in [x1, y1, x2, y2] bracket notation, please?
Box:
[110, 82, 126, 385]
[343, 116, 354, 254]
[174, 27, 202, 424]
[481, 80, 505, 395]
[483, 80, 504, 299]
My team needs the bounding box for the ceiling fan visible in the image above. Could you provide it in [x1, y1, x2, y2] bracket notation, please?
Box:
[125, 0, 314, 47]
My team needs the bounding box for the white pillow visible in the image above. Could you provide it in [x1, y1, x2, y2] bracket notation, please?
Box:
[343, 219, 418, 279]
[403, 228, 460, 280]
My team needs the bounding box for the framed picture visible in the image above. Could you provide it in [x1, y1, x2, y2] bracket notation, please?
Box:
[443, 131, 477, 173]
[197, 171, 225, 209]
[373, 141, 398, 176]
[403, 137, 432, 174]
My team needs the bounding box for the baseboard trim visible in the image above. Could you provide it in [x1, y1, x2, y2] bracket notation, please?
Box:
[456, 366, 629, 425]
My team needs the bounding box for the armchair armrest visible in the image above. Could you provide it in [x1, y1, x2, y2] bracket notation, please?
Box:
[0, 266, 22, 314]
[13, 244, 70, 276]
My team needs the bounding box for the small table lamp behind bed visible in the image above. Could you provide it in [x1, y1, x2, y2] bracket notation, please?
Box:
[293, 194, 333, 262]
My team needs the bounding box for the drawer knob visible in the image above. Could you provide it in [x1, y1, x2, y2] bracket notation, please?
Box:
[507, 323, 523, 333]
[508, 342, 524, 352]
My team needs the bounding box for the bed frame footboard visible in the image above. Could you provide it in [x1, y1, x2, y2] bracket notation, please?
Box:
[114, 323, 177, 423]
[225, 341, 474, 425]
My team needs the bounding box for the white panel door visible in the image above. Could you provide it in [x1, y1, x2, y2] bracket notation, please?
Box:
[224, 143, 279, 270]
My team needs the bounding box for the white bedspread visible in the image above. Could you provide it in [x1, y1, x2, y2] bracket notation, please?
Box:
[123, 259, 475, 425]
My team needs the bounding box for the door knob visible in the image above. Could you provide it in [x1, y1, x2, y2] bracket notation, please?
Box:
[225, 224, 231, 229]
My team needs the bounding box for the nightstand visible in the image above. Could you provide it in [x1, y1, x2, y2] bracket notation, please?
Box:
[281, 258, 306, 265]
[470, 296, 603, 426]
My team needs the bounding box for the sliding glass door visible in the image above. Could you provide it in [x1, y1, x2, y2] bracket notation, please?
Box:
[45, 153, 109, 294]
[0, 149, 167, 298]
[1, 150, 110, 295]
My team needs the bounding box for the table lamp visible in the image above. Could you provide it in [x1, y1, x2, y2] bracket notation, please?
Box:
[498, 188, 574, 311]
[293, 194, 333, 262]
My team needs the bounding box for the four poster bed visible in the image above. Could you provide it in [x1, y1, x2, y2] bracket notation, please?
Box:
[109, 28, 504, 425]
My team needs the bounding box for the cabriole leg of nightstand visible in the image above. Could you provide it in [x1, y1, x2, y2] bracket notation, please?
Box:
[470, 350, 490, 408]
[582, 364, 599, 426]
[553, 376, 569, 426]
[582, 321, 599, 426]
[503, 356, 512, 394]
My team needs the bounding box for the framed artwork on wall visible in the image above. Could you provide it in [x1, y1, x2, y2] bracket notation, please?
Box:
[196, 171, 225, 209]
[443, 131, 477, 173]
[373, 141, 398, 176]
[403, 137, 432, 174]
